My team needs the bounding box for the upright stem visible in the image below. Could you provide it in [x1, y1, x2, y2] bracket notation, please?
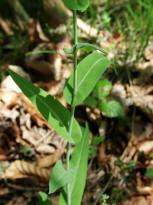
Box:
[66, 10, 78, 205]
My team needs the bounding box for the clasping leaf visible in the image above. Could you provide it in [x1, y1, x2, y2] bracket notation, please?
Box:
[49, 160, 76, 194]
[64, 52, 111, 106]
[8, 69, 82, 143]
[76, 43, 108, 55]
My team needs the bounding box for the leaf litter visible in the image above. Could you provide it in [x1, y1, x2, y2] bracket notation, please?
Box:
[0, 1, 153, 204]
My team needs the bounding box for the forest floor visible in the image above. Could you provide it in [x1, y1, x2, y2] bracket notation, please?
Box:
[0, 1, 153, 204]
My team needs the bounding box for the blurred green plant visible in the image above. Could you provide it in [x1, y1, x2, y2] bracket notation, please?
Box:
[110, 0, 153, 63]
[145, 153, 153, 180]
[21, 145, 33, 156]
[38, 192, 53, 205]
[110, 187, 127, 204]
[100, 194, 109, 205]
[84, 78, 125, 118]
[82, 0, 153, 64]
[145, 168, 153, 179]
[109, 159, 137, 203]
[89, 135, 105, 157]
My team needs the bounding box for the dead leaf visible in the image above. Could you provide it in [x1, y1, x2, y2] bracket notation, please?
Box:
[5, 160, 51, 183]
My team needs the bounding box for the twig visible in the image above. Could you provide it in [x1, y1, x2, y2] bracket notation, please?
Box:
[6, 182, 48, 192]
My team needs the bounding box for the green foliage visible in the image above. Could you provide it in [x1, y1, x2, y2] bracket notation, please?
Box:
[116, 160, 137, 197]
[100, 194, 109, 205]
[93, 78, 111, 100]
[99, 100, 124, 118]
[101, 11, 111, 30]
[84, 96, 98, 107]
[59, 123, 90, 205]
[111, 0, 153, 63]
[49, 160, 76, 194]
[92, 135, 105, 145]
[64, 43, 108, 55]
[89, 135, 105, 157]
[82, 0, 153, 64]
[89, 146, 97, 156]
[110, 187, 122, 204]
[64, 53, 111, 106]
[145, 168, 153, 179]
[21, 145, 33, 156]
[92, 78, 125, 118]
[8, 69, 82, 144]
[62, 0, 89, 11]
[26, 50, 55, 56]
[38, 192, 53, 205]
[75, 43, 108, 54]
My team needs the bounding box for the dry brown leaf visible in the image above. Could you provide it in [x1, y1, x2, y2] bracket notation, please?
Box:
[25, 43, 54, 75]
[5, 160, 51, 182]
[127, 85, 153, 120]
[37, 151, 64, 168]
[0, 90, 18, 107]
[7, 195, 30, 205]
[0, 90, 66, 169]
[138, 139, 153, 154]
[1, 76, 22, 93]
[0, 17, 13, 35]
[26, 60, 53, 75]
[36, 144, 55, 154]
[0, 154, 10, 161]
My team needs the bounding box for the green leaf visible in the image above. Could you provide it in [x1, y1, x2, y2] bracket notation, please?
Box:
[145, 168, 153, 179]
[62, 0, 89, 11]
[126, 161, 137, 168]
[64, 43, 108, 55]
[100, 194, 109, 205]
[26, 50, 55, 56]
[63, 48, 74, 54]
[59, 123, 90, 205]
[93, 78, 111, 100]
[117, 160, 124, 167]
[99, 100, 125, 118]
[38, 192, 53, 205]
[91, 135, 105, 145]
[49, 160, 76, 194]
[111, 61, 118, 75]
[101, 12, 111, 24]
[21, 145, 33, 156]
[89, 146, 96, 156]
[64, 53, 111, 106]
[8, 69, 82, 143]
[84, 96, 97, 107]
[76, 43, 108, 55]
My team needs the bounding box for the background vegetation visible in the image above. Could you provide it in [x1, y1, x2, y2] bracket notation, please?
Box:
[0, 0, 153, 204]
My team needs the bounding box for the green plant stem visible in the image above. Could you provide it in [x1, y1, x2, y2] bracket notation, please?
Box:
[66, 10, 78, 205]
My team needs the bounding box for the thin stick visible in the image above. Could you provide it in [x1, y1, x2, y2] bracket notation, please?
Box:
[66, 10, 78, 205]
